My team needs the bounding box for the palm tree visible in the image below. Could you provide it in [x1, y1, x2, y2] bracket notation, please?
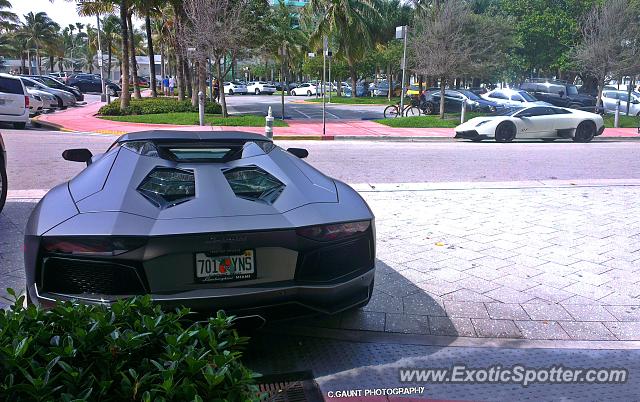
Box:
[0, 0, 18, 32]
[305, 0, 382, 96]
[101, 15, 121, 80]
[132, 0, 161, 97]
[19, 12, 60, 75]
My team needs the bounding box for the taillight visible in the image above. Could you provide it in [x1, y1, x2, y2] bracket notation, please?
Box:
[41, 237, 147, 256]
[24, 96, 29, 108]
[296, 221, 370, 241]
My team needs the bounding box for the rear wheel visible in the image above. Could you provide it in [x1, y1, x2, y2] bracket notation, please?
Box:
[423, 102, 435, 115]
[404, 106, 421, 117]
[573, 121, 596, 143]
[384, 105, 399, 118]
[0, 154, 6, 213]
[307, 90, 312, 96]
[13, 122, 26, 129]
[255, 88, 261, 95]
[495, 121, 517, 142]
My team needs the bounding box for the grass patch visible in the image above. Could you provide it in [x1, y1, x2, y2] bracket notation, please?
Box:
[603, 114, 640, 128]
[307, 96, 399, 105]
[101, 112, 288, 127]
[99, 97, 221, 116]
[375, 112, 485, 128]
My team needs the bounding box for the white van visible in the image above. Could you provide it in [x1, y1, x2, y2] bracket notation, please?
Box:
[0, 73, 29, 129]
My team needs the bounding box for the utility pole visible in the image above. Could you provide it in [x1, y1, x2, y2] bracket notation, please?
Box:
[327, 47, 332, 104]
[396, 25, 408, 115]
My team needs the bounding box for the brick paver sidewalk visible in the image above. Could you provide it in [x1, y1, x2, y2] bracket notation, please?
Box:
[2, 181, 639, 341]
[33, 100, 640, 140]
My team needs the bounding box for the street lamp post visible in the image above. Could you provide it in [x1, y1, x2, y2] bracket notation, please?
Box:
[327, 48, 332, 104]
[279, 45, 287, 121]
[322, 36, 328, 137]
[396, 25, 408, 116]
[96, 14, 106, 102]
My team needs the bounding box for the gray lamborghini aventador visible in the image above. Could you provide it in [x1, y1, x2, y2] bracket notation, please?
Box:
[24, 131, 375, 321]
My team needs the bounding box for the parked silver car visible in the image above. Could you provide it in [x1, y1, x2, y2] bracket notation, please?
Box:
[482, 89, 552, 107]
[20, 77, 76, 109]
[601, 90, 640, 116]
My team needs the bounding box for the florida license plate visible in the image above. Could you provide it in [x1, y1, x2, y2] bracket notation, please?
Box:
[195, 250, 256, 282]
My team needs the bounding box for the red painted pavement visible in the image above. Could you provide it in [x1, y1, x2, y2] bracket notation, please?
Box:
[34, 100, 639, 140]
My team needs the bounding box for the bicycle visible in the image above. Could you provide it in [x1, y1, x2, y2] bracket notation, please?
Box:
[383, 95, 422, 118]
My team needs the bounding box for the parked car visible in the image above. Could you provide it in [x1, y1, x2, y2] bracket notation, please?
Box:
[223, 81, 248, 95]
[601, 90, 640, 116]
[519, 80, 596, 109]
[369, 81, 399, 97]
[0, 132, 6, 213]
[24, 131, 376, 318]
[0, 73, 30, 129]
[29, 89, 58, 111]
[25, 75, 84, 102]
[455, 105, 604, 143]
[290, 83, 317, 96]
[482, 89, 552, 108]
[425, 89, 502, 114]
[344, 84, 369, 97]
[26, 89, 44, 117]
[20, 77, 77, 109]
[67, 73, 121, 96]
[274, 82, 298, 92]
[247, 81, 276, 95]
[48, 72, 71, 83]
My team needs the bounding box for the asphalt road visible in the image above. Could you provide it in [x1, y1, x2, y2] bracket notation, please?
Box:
[2, 128, 640, 191]
[224, 94, 386, 120]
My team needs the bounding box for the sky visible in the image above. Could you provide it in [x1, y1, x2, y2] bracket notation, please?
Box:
[9, 0, 143, 30]
[10, 0, 97, 29]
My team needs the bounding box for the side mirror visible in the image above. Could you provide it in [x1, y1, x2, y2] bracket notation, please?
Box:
[287, 148, 308, 159]
[63, 148, 93, 165]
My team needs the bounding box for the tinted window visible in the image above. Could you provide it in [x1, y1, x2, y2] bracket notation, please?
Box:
[566, 86, 579, 96]
[541, 84, 565, 94]
[517, 107, 554, 117]
[459, 90, 481, 100]
[511, 93, 525, 102]
[445, 91, 462, 99]
[36, 76, 64, 88]
[552, 108, 573, 114]
[518, 91, 538, 102]
[603, 91, 617, 99]
[0, 77, 24, 94]
[489, 91, 508, 100]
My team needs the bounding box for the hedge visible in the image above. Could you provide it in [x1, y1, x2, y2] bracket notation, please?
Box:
[0, 290, 259, 402]
[98, 98, 222, 116]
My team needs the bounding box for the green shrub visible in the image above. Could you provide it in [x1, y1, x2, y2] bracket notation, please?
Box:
[0, 289, 259, 402]
[99, 98, 222, 116]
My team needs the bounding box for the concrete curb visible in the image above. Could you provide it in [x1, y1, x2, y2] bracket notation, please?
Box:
[263, 325, 640, 350]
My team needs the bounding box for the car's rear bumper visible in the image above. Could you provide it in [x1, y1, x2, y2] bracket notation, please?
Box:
[30, 267, 374, 320]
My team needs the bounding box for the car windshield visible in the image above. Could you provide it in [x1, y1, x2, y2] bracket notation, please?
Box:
[517, 91, 537, 102]
[36, 76, 64, 88]
[489, 107, 524, 116]
[458, 90, 481, 100]
[566, 85, 579, 96]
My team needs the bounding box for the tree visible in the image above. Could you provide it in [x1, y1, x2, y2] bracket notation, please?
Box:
[573, 0, 640, 107]
[101, 15, 121, 80]
[19, 12, 60, 75]
[0, 0, 18, 32]
[411, 0, 506, 118]
[305, 0, 382, 97]
[119, 0, 131, 109]
[182, 0, 249, 116]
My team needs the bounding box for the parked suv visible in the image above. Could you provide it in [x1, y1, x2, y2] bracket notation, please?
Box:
[601, 90, 640, 116]
[67, 73, 121, 96]
[520, 80, 596, 109]
[0, 132, 6, 213]
[0, 73, 29, 129]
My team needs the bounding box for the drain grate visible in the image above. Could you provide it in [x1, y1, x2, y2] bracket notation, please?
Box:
[257, 371, 323, 402]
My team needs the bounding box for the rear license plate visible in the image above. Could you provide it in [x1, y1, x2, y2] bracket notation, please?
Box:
[195, 250, 256, 282]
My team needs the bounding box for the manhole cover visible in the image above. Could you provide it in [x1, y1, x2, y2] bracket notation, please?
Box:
[257, 371, 323, 402]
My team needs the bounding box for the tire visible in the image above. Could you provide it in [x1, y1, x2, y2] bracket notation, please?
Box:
[573, 121, 596, 143]
[13, 122, 26, 129]
[228, 89, 233, 95]
[55, 96, 63, 109]
[404, 106, 421, 117]
[384, 105, 400, 118]
[108, 87, 117, 96]
[495, 121, 517, 143]
[423, 102, 435, 115]
[255, 88, 261, 95]
[291, 90, 296, 96]
[307, 90, 312, 96]
[0, 154, 6, 213]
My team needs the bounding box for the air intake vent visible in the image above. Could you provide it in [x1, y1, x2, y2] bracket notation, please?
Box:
[41, 257, 146, 295]
[223, 166, 285, 204]
[138, 167, 195, 208]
